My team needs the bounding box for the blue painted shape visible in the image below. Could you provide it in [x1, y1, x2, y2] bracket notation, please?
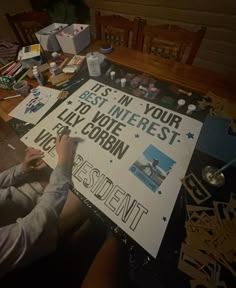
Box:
[196, 115, 236, 167]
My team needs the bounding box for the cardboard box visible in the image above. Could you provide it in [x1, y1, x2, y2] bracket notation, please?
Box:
[35, 23, 68, 52]
[56, 24, 91, 54]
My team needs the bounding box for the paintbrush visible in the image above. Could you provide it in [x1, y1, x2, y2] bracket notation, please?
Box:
[209, 158, 236, 180]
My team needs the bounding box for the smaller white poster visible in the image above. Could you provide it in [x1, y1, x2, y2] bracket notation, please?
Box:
[9, 86, 60, 124]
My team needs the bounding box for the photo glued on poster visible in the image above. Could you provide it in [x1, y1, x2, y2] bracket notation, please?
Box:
[129, 144, 175, 192]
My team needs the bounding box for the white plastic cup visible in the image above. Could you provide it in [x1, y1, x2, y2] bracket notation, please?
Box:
[121, 78, 126, 87]
[110, 71, 116, 80]
[186, 104, 196, 114]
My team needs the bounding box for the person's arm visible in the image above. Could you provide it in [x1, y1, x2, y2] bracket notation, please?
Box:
[0, 164, 25, 189]
[0, 132, 75, 277]
[0, 165, 70, 276]
[0, 148, 44, 189]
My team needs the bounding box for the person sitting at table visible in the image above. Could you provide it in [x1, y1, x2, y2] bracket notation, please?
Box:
[0, 130, 88, 277]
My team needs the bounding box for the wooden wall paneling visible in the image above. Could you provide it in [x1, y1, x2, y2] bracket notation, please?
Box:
[87, 0, 236, 76]
[194, 58, 236, 78]
[200, 39, 236, 55]
[88, 1, 236, 30]
[95, 0, 236, 15]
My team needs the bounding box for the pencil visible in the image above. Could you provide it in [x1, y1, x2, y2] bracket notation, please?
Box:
[0, 94, 22, 101]
[7, 63, 21, 76]
[0, 61, 14, 72]
[2, 62, 17, 75]
[17, 70, 29, 82]
[13, 66, 23, 78]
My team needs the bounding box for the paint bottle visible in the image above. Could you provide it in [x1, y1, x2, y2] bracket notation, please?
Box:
[86, 52, 101, 77]
[51, 52, 61, 60]
[50, 62, 61, 76]
[33, 66, 44, 86]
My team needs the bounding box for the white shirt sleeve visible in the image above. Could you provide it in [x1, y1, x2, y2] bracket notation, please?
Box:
[0, 165, 71, 277]
[0, 164, 26, 189]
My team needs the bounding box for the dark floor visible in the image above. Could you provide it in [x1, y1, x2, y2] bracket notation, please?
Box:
[1, 220, 107, 287]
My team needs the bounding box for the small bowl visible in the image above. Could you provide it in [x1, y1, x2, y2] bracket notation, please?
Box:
[13, 80, 30, 96]
[100, 44, 113, 54]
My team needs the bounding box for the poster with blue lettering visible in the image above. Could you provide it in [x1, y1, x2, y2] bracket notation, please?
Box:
[21, 79, 202, 258]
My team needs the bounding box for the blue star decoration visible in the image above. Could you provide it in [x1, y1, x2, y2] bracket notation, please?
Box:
[186, 132, 194, 139]
[67, 100, 72, 105]
[135, 134, 140, 138]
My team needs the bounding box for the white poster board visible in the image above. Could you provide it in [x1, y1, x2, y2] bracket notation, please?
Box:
[9, 86, 60, 124]
[21, 79, 202, 257]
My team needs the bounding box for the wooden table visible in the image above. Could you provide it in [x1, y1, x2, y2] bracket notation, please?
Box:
[1, 40, 236, 122]
[0, 41, 235, 287]
[88, 41, 235, 100]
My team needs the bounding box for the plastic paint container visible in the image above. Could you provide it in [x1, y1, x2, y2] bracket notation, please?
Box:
[31, 88, 40, 96]
[13, 80, 30, 96]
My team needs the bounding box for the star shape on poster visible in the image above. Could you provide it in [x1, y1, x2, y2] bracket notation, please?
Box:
[135, 134, 140, 138]
[67, 100, 73, 105]
[186, 132, 194, 139]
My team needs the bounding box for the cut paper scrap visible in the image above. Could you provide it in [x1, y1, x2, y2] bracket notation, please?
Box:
[178, 194, 236, 287]
[182, 173, 211, 204]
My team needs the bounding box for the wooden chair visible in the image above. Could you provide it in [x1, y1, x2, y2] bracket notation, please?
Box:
[95, 11, 140, 49]
[137, 20, 206, 65]
[5, 11, 49, 46]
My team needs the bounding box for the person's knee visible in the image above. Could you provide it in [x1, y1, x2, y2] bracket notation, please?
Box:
[58, 191, 89, 237]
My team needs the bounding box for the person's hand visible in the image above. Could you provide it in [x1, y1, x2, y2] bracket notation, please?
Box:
[22, 147, 45, 174]
[56, 129, 75, 175]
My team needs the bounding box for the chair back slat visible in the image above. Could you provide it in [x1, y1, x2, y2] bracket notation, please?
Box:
[137, 20, 206, 64]
[95, 12, 140, 49]
[6, 11, 49, 46]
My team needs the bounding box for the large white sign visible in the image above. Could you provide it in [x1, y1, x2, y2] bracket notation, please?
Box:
[21, 79, 202, 257]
